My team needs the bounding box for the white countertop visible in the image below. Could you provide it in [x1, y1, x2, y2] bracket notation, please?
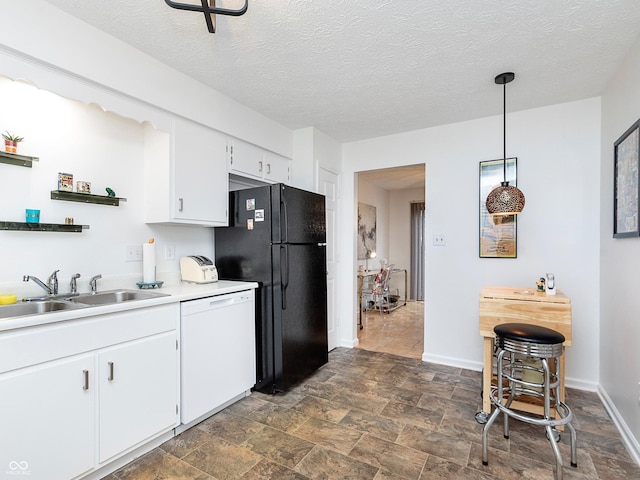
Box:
[0, 280, 258, 333]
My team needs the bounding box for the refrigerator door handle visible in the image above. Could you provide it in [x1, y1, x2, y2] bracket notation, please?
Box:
[281, 197, 289, 243]
[281, 244, 289, 309]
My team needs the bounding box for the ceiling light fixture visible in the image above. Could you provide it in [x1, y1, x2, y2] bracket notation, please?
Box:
[164, 0, 248, 34]
[485, 72, 525, 215]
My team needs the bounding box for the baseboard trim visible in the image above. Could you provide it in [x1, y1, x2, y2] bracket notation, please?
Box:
[421, 352, 483, 372]
[597, 385, 640, 467]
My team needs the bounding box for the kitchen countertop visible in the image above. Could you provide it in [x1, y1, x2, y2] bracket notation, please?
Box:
[0, 280, 258, 333]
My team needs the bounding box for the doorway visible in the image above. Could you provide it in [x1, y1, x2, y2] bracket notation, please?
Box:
[355, 164, 425, 359]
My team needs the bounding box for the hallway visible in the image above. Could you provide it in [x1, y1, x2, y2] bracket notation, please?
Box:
[356, 301, 424, 359]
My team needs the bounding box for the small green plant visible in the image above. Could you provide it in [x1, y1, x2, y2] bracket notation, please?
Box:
[2, 131, 24, 142]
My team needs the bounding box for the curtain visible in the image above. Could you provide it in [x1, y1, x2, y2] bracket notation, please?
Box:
[410, 202, 425, 301]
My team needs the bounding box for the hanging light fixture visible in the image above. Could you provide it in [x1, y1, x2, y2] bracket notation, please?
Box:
[164, 0, 248, 34]
[485, 72, 525, 215]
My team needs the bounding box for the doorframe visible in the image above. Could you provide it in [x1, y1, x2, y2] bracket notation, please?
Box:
[336, 164, 427, 354]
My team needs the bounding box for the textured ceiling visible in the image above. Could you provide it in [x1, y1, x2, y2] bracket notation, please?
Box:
[42, 1, 640, 143]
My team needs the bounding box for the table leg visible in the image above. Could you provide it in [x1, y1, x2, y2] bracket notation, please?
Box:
[482, 337, 493, 414]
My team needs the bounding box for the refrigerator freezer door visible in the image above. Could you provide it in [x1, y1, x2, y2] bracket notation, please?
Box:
[272, 184, 326, 245]
[271, 243, 328, 392]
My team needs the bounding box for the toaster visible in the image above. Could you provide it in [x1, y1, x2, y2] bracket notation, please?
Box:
[180, 255, 218, 284]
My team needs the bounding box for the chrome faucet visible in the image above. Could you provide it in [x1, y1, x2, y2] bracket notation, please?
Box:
[89, 274, 102, 294]
[70, 273, 81, 294]
[23, 274, 53, 295]
[47, 270, 60, 295]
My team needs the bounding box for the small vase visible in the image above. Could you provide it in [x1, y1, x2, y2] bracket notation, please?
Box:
[4, 139, 17, 154]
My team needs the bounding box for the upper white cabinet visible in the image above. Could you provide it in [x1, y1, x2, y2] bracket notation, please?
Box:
[145, 119, 228, 226]
[227, 138, 291, 185]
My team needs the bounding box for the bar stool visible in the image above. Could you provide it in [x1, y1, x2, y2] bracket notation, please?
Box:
[482, 323, 577, 480]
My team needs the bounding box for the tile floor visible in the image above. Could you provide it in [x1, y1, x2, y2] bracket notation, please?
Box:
[356, 300, 424, 359]
[103, 344, 640, 479]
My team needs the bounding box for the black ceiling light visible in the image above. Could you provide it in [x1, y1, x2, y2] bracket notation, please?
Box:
[485, 72, 526, 215]
[164, 0, 248, 34]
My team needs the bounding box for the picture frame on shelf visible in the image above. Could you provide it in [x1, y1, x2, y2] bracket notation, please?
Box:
[614, 119, 640, 238]
[479, 157, 517, 258]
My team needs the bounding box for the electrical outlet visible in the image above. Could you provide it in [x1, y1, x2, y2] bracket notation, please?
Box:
[433, 234, 447, 246]
[125, 244, 142, 262]
[165, 244, 175, 261]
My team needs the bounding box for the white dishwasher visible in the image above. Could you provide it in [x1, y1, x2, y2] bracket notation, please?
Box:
[180, 289, 255, 426]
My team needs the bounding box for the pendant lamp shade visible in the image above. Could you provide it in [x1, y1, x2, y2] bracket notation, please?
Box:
[485, 182, 526, 215]
[486, 72, 525, 215]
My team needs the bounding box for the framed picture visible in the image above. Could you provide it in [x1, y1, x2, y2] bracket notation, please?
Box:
[357, 203, 376, 260]
[479, 158, 517, 258]
[614, 119, 640, 238]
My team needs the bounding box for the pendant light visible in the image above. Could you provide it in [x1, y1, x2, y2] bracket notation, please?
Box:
[485, 72, 525, 215]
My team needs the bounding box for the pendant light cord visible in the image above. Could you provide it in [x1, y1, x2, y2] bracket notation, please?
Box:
[502, 81, 507, 184]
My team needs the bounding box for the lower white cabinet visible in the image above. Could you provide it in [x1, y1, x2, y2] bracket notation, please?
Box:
[99, 332, 178, 463]
[0, 304, 179, 479]
[0, 354, 95, 480]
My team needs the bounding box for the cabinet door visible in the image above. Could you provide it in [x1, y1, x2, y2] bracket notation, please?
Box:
[173, 118, 228, 225]
[263, 151, 291, 184]
[98, 332, 178, 463]
[0, 354, 95, 480]
[228, 138, 265, 179]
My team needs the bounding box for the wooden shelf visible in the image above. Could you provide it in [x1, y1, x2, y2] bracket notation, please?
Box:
[0, 221, 89, 233]
[50, 190, 126, 206]
[0, 151, 39, 168]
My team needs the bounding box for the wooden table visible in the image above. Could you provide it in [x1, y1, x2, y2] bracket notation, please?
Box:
[477, 286, 572, 422]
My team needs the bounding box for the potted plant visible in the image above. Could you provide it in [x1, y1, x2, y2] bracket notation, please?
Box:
[2, 131, 24, 154]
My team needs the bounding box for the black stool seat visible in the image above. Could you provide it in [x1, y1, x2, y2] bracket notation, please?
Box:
[494, 323, 565, 345]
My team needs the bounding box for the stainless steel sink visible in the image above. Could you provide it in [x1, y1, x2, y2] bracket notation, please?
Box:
[68, 289, 168, 306]
[0, 300, 86, 320]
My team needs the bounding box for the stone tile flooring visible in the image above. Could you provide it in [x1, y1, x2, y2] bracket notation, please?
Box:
[104, 347, 640, 479]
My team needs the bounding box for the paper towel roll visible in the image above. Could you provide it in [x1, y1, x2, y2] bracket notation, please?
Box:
[143, 243, 156, 283]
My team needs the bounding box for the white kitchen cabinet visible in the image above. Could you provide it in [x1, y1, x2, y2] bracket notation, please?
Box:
[180, 290, 256, 425]
[0, 354, 95, 480]
[0, 304, 179, 479]
[263, 150, 291, 183]
[144, 118, 228, 226]
[99, 331, 178, 463]
[227, 138, 291, 185]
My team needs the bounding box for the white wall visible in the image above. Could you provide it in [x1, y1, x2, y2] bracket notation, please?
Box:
[600, 32, 640, 461]
[0, 78, 213, 296]
[357, 177, 390, 270]
[340, 98, 601, 390]
[389, 187, 425, 294]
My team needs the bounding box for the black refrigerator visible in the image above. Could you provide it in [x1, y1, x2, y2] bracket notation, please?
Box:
[214, 183, 328, 393]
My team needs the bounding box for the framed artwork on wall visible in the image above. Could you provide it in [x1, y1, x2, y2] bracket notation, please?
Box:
[479, 158, 518, 258]
[614, 119, 640, 238]
[357, 202, 376, 260]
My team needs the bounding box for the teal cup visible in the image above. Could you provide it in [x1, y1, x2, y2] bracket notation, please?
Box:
[25, 209, 40, 223]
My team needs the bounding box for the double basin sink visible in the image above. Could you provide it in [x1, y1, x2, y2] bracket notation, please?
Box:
[0, 289, 169, 320]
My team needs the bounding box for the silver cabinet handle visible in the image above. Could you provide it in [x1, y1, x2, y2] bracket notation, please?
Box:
[82, 369, 89, 390]
[267, 163, 271, 175]
[108, 362, 114, 382]
[178, 197, 184, 212]
[258, 161, 263, 173]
